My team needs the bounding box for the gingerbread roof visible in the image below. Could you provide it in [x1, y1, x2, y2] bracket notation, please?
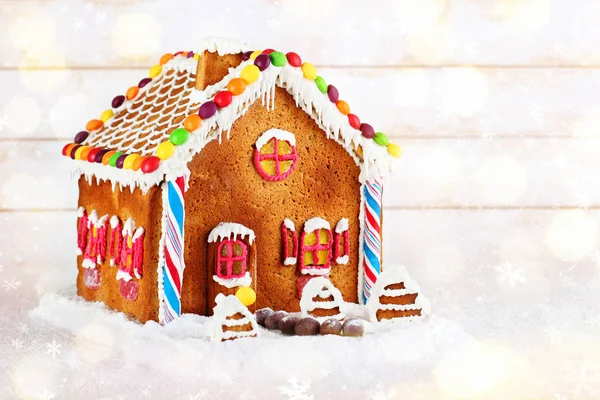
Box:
[61, 39, 402, 192]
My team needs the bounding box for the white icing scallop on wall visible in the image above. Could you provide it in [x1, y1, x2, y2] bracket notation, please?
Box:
[255, 128, 296, 150]
[208, 222, 255, 244]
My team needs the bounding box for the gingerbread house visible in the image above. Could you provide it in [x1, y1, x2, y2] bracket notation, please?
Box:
[61, 38, 400, 324]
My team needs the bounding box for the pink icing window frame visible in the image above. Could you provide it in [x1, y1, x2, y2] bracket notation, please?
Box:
[299, 228, 332, 271]
[333, 229, 350, 261]
[254, 137, 298, 181]
[281, 221, 299, 263]
[216, 239, 248, 279]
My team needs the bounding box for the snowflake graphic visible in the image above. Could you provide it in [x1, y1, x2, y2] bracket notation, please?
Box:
[11, 337, 24, 350]
[46, 340, 62, 358]
[278, 377, 314, 400]
[140, 387, 151, 398]
[494, 262, 527, 288]
[3, 279, 21, 291]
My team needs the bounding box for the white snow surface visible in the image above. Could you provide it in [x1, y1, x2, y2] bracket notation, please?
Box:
[26, 290, 474, 399]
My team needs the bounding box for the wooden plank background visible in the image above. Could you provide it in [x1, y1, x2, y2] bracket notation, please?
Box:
[1, 0, 599, 344]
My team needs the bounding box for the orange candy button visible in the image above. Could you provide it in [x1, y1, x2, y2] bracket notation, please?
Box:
[336, 100, 350, 115]
[126, 86, 139, 100]
[183, 114, 202, 131]
[227, 78, 247, 95]
[79, 146, 92, 160]
[86, 119, 103, 131]
[132, 156, 146, 171]
[102, 151, 115, 165]
[160, 53, 174, 65]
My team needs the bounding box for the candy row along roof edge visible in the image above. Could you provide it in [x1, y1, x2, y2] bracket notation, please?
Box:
[62, 49, 402, 175]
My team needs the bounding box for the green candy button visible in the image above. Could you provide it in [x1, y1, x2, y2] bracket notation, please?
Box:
[108, 151, 123, 167]
[373, 132, 389, 146]
[315, 76, 327, 93]
[169, 127, 190, 146]
[270, 51, 287, 67]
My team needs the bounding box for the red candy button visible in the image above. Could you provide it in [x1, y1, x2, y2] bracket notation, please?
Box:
[348, 114, 361, 130]
[141, 156, 160, 173]
[262, 48, 275, 54]
[87, 148, 101, 163]
[286, 52, 302, 67]
[214, 91, 233, 108]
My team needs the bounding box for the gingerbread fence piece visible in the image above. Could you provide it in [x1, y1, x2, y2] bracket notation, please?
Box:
[300, 277, 345, 321]
[366, 264, 431, 323]
[211, 294, 259, 342]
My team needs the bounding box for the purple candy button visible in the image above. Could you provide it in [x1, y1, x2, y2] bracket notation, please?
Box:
[360, 123, 375, 139]
[112, 95, 125, 109]
[138, 77, 152, 88]
[327, 85, 339, 103]
[254, 53, 271, 71]
[115, 153, 128, 169]
[198, 102, 217, 119]
[73, 130, 89, 144]
[69, 144, 82, 159]
[94, 149, 109, 163]
[186, 51, 195, 58]
[242, 51, 252, 61]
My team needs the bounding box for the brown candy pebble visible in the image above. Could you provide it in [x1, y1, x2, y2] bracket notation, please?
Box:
[342, 318, 365, 337]
[279, 315, 301, 335]
[320, 318, 343, 335]
[295, 317, 320, 336]
[265, 310, 288, 330]
[255, 308, 274, 327]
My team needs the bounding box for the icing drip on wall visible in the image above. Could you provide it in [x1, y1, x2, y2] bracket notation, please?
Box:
[208, 222, 255, 245]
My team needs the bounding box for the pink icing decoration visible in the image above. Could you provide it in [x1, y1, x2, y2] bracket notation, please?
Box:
[77, 210, 88, 254]
[83, 268, 100, 290]
[120, 279, 139, 301]
[253, 138, 298, 181]
[333, 229, 350, 262]
[299, 228, 332, 273]
[216, 239, 247, 279]
[281, 221, 298, 264]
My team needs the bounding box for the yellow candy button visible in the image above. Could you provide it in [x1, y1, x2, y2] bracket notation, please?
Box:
[249, 50, 262, 60]
[149, 64, 162, 79]
[74, 145, 87, 160]
[240, 64, 260, 84]
[301, 62, 317, 80]
[235, 286, 256, 307]
[156, 141, 175, 160]
[100, 109, 114, 123]
[123, 154, 140, 170]
[387, 143, 402, 158]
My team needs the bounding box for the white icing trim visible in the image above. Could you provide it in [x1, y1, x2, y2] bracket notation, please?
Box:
[335, 255, 349, 265]
[82, 259, 96, 269]
[299, 277, 345, 321]
[77, 206, 85, 217]
[303, 217, 330, 233]
[366, 264, 431, 323]
[195, 37, 251, 56]
[110, 215, 120, 229]
[208, 222, 255, 245]
[212, 271, 252, 289]
[283, 218, 295, 232]
[283, 257, 297, 266]
[255, 128, 296, 150]
[300, 267, 331, 276]
[335, 218, 349, 234]
[211, 294, 259, 342]
[122, 217, 135, 237]
[116, 269, 132, 282]
[133, 227, 145, 241]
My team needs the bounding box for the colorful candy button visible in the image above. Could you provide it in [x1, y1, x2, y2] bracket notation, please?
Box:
[360, 123, 375, 139]
[112, 95, 125, 109]
[236, 286, 256, 307]
[270, 51, 287, 67]
[100, 109, 114, 123]
[336, 100, 350, 115]
[141, 156, 160, 173]
[108, 151, 124, 167]
[186, 51, 195, 58]
[156, 141, 175, 159]
[62, 143, 75, 156]
[86, 119, 103, 131]
[126, 86, 139, 100]
[87, 148, 101, 163]
[149, 64, 162, 78]
[240, 65, 260, 84]
[373, 132, 389, 146]
[102, 151, 116, 165]
[214, 91, 233, 108]
[254, 53, 271, 71]
[327, 85, 339, 103]
[249, 50, 262, 60]
[138, 77, 152, 88]
[242, 51, 252, 61]
[387, 143, 402, 158]
[348, 114, 361, 130]
[169, 128, 189, 146]
[115, 153, 128, 169]
[262, 48, 275, 55]
[123, 154, 139, 169]
[74, 145, 86, 160]
[69, 144, 82, 159]
[79, 146, 92, 161]
[183, 114, 202, 131]
[198, 101, 217, 119]
[301, 62, 317, 80]
[160, 53, 174, 65]
[132, 155, 146, 171]
[94, 149, 109, 163]
[286, 52, 302, 67]
[73, 130, 89, 144]
[227, 78, 247, 95]
[315, 76, 327, 93]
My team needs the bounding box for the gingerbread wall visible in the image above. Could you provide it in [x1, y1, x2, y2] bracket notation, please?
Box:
[77, 178, 162, 323]
[182, 86, 363, 315]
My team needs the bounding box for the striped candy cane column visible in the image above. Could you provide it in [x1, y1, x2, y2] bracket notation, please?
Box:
[362, 179, 383, 303]
[160, 176, 186, 324]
